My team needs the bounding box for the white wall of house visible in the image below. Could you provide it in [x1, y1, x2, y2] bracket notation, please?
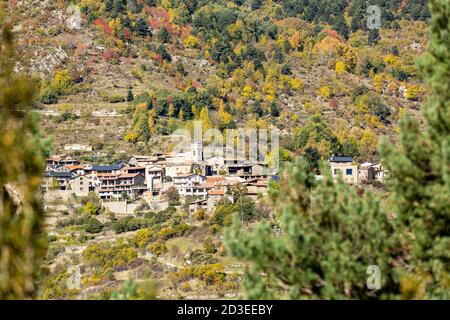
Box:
[330, 163, 359, 185]
[173, 174, 205, 186]
[101, 201, 141, 215]
[165, 164, 193, 178]
[64, 144, 92, 152]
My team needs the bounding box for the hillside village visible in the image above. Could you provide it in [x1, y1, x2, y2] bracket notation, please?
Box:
[37, 140, 389, 299]
[42, 142, 387, 216]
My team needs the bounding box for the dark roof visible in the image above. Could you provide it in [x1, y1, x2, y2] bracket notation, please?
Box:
[226, 164, 252, 168]
[44, 171, 75, 178]
[89, 163, 124, 171]
[329, 156, 353, 163]
[189, 199, 208, 204]
[270, 175, 280, 182]
[47, 164, 63, 169]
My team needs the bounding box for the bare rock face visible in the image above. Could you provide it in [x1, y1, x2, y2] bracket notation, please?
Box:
[3, 184, 23, 214]
[30, 46, 68, 75]
[66, 5, 82, 31]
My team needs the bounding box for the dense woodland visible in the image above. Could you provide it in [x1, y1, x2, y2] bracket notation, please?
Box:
[7, 0, 430, 164]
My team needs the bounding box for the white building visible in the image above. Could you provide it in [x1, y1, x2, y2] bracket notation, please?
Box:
[64, 144, 93, 152]
[169, 141, 203, 164]
[165, 162, 194, 178]
[173, 173, 206, 197]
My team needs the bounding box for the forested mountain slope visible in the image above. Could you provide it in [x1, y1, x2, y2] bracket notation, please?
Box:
[9, 0, 429, 162]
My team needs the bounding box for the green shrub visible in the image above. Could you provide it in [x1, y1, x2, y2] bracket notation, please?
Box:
[84, 216, 103, 234]
[84, 201, 99, 215]
[157, 222, 192, 240]
[203, 238, 217, 254]
[57, 111, 79, 123]
[82, 241, 138, 270]
[40, 89, 59, 104]
[172, 264, 226, 287]
[131, 229, 153, 248]
[100, 92, 126, 103]
[56, 215, 103, 234]
[112, 217, 145, 234]
[148, 241, 167, 257]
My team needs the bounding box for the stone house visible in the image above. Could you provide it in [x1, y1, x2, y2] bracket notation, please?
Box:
[145, 165, 165, 194]
[244, 179, 269, 201]
[359, 162, 388, 183]
[329, 157, 359, 185]
[41, 171, 76, 191]
[188, 199, 208, 215]
[129, 155, 159, 167]
[207, 189, 228, 213]
[68, 175, 96, 197]
[165, 162, 194, 178]
[98, 173, 147, 200]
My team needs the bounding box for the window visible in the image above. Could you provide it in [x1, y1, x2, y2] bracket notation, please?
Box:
[346, 169, 353, 176]
[334, 169, 340, 175]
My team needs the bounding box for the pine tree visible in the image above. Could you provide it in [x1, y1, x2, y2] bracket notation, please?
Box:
[351, 11, 364, 32]
[112, 0, 126, 17]
[157, 27, 171, 44]
[127, 87, 134, 102]
[225, 0, 450, 299]
[252, 100, 264, 118]
[131, 104, 151, 142]
[380, 0, 450, 299]
[156, 45, 172, 62]
[334, 14, 349, 40]
[270, 101, 280, 117]
[304, 146, 321, 173]
[250, 0, 263, 11]
[105, 0, 114, 12]
[136, 18, 149, 37]
[225, 158, 400, 299]
[0, 23, 48, 299]
[350, 0, 366, 32]
[368, 29, 380, 45]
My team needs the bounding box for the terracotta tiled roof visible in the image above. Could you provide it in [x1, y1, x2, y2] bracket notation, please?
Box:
[206, 176, 226, 183]
[196, 183, 215, 189]
[174, 173, 198, 178]
[209, 190, 225, 196]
